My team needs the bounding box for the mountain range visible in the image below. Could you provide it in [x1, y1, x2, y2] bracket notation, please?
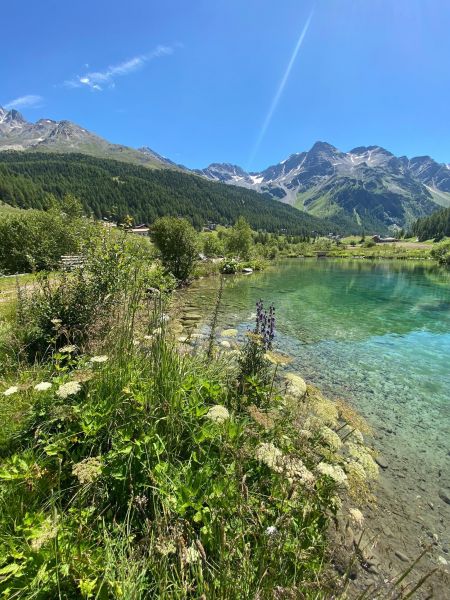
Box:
[1, 106, 449, 232]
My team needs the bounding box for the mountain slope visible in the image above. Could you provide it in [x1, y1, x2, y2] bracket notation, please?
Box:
[198, 142, 450, 231]
[0, 151, 346, 234]
[0, 107, 174, 170]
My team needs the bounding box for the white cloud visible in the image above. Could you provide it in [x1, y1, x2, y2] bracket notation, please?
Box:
[65, 45, 175, 91]
[4, 94, 44, 110]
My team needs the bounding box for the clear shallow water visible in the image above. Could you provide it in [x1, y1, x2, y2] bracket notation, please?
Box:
[183, 259, 450, 587]
[185, 259, 450, 490]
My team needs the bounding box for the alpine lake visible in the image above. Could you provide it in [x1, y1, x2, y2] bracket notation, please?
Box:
[176, 258, 450, 593]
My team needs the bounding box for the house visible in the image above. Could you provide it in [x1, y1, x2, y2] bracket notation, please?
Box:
[372, 235, 399, 243]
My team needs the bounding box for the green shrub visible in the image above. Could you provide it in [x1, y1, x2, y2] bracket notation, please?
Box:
[224, 216, 253, 260]
[15, 231, 148, 360]
[430, 239, 450, 265]
[0, 209, 92, 274]
[151, 217, 199, 281]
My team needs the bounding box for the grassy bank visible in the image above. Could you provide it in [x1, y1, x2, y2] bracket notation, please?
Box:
[0, 231, 387, 599]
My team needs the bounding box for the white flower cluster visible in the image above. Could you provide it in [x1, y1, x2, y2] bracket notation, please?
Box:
[282, 456, 316, 486]
[89, 355, 108, 363]
[3, 386, 18, 396]
[346, 443, 379, 480]
[34, 382, 52, 392]
[317, 462, 348, 487]
[255, 443, 283, 471]
[349, 507, 364, 527]
[205, 405, 230, 424]
[319, 426, 342, 451]
[56, 381, 82, 399]
[72, 456, 102, 484]
[60, 345, 77, 354]
[255, 443, 315, 485]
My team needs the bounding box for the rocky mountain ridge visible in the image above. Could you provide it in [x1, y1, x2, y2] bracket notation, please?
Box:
[197, 142, 450, 230]
[1, 107, 449, 230]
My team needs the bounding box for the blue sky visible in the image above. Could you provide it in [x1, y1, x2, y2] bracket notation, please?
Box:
[2, 0, 449, 170]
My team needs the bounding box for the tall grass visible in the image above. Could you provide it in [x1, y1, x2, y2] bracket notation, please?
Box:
[0, 244, 435, 599]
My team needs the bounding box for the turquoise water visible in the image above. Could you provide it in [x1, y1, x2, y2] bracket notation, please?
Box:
[184, 259, 450, 497]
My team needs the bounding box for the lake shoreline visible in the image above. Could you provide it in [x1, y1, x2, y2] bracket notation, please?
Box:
[174, 259, 450, 598]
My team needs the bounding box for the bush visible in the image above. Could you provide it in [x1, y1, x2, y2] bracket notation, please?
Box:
[430, 239, 450, 266]
[15, 230, 148, 360]
[151, 217, 199, 281]
[225, 216, 253, 260]
[201, 232, 224, 257]
[0, 209, 92, 274]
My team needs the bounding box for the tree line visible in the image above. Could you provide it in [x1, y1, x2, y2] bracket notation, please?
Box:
[410, 206, 450, 241]
[0, 151, 349, 235]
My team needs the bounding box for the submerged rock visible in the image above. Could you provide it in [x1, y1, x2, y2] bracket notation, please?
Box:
[438, 489, 450, 505]
[375, 454, 389, 469]
[221, 328, 238, 338]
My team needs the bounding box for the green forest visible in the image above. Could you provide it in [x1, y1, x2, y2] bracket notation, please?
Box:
[0, 152, 348, 235]
[411, 205, 450, 241]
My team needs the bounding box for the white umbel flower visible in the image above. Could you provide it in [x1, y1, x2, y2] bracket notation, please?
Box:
[317, 462, 348, 486]
[3, 386, 18, 396]
[59, 345, 77, 354]
[89, 355, 108, 363]
[34, 382, 52, 392]
[56, 381, 81, 399]
[349, 508, 364, 527]
[320, 426, 342, 451]
[205, 405, 230, 424]
[255, 443, 283, 471]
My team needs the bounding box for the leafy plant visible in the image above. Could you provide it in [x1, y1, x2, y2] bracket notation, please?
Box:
[151, 216, 199, 281]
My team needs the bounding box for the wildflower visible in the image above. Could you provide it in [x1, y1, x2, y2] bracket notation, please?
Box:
[51, 318, 62, 327]
[265, 525, 278, 536]
[331, 495, 343, 511]
[205, 405, 230, 424]
[345, 460, 367, 482]
[349, 507, 364, 527]
[34, 382, 52, 392]
[59, 345, 77, 354]
[347, 443, 379, 480]
[281, 456, 316, 486]
[160, 314, 170, 323]
[3, 386, 18, 396]
[183, 543, 200, 565]
[72, 456, 102, 484]
[247, 404, 275, 429]
[56, 381, 81, 399]
[317, 462, 348, 486]
[155, 538, 177, 556]
[255, 442, 283, 472]
[320, 426, 342, 451]
[350, 429, 364, 443]
[89, 355, 108, 363]
[30, 519, 57, 551]
[312, 397, 339, 426]
[285, 373, 307, 398]
[134, 495, 148, 511]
